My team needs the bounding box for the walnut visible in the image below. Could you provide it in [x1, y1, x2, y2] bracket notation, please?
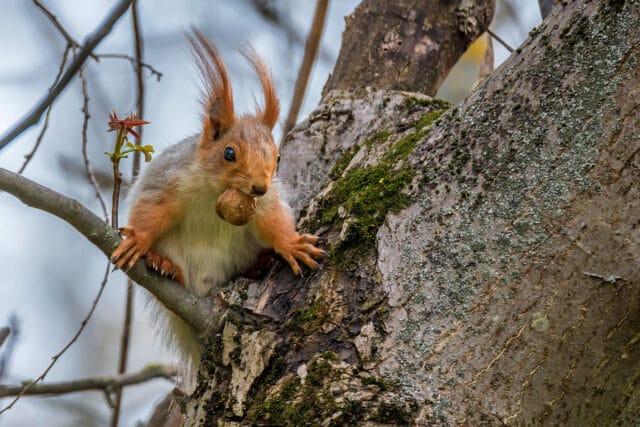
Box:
[215, 188, 257, 226]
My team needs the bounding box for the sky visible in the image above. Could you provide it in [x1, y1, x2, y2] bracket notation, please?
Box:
[0, 1, 541, 425]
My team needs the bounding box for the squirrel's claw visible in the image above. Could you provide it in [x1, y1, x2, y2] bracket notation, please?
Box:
[111, 238, 141, 270]
[111, 226, 149, 271]
[277, 233, 325, 276]
[146, 250, 185, 286]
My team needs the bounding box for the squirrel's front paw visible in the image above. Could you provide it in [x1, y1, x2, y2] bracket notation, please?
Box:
[277, 233, 325, 275]
[145, 250, 185, 286]
[111, 226, 151, 271]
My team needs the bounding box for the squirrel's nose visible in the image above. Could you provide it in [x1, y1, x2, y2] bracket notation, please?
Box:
[251, 185, 267, 196]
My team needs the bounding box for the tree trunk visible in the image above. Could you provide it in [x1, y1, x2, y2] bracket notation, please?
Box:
[186, 0, 640, 425]
[323, 0, 495, 96]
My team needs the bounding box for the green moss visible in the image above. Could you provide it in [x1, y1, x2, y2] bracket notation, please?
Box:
[313, 108, 449, 264]
[365, 130, 391, 149]
[249, 354, 344, 426]
[414, 109, 447, 131]
[285, 299, 324, 335]
[306, 357, 340, 386]
[329, 144, 361, 179]
[360, 375, 396, 391]
[249, 345, 288, 398]
[405, 97, 451, 111]
[250, 377, 303, 425]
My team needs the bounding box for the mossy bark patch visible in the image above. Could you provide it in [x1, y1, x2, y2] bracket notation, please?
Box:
[247, 352, 415, 426]
[306, 106, 449, 265]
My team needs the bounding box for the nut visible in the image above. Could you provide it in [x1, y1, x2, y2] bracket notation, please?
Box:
[216, 188, 257, 226]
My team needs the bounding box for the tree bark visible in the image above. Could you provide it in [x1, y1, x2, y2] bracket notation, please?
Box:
[185, 0, 640, 425]
[323, 0, 495, 96]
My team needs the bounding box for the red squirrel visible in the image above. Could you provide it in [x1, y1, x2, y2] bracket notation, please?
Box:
[111, 31, 324, 378]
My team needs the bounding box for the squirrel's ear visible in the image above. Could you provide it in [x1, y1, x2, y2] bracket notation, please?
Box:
[243, 47, 280, 130]
[188, 30, 235, 141]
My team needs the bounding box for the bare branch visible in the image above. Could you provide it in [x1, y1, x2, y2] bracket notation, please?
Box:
[486, 28, 514, 53]
[0, 263, 111, 414]
[79, 68, 109, 221]
[95, 53, 163, 82]
[0, 365, 176, 398]
[0, 0, 134, 150]
[112, 3, 146, 424]
[32, 0, 80, 48]
[281, 0, 329, 140]
[0, 167, 216, 337]
[18, 46, 71, 174]
[246, 0, 333, 64]
[477, 34, 494, 83]
[130, 0, 146, 174]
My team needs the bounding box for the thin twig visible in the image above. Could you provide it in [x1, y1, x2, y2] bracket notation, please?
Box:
[111, 163, 123, 230]
[130, 2, 145, 174]
[111, 282, 133, 425]
[486, 28, 514, 53]
[0, 262, 111, 414]
[79, 67, 109, 221]
[0, 0, 134, 150]
[95, 53, 162, 82]
[32, 0, 80, 48]
[247, 0, 333, 64]
[17, 46, 71, 174]
[112, 5, 145, 423]
[281, 0, 329, 140]
[0, 365, 176, 398]
[111, 3, 146, 425]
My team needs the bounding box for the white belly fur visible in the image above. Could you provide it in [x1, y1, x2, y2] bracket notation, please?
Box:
[154, 188, 263, 295]
[149, 186, 263, 387]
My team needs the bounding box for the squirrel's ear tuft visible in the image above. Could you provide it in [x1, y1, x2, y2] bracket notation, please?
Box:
[187, 29, 235, 141]
[242, 47, 280, 130]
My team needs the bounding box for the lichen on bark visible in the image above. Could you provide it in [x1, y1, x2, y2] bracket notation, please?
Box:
[185, 1, 640, 425]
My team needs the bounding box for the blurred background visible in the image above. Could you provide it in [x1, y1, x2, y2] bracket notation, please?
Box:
[0, 1, 541, 425]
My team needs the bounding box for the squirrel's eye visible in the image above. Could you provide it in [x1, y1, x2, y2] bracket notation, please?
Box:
[224, 147, 236, 162]
[277, 154, 281, 164]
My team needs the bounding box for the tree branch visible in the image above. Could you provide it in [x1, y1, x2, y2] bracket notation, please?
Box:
[0, 365, 176, 398]
[95, 53, 163, 81]
[18, 46, 72, 174]
[0, 263, 111, 414]
[0, 167, 215, 336]
[32, 0, 81, 48]
[0, 0, 134, 150]
[112, 3, 146, 424]
[323, 0, 495, 96]
[281, 0, 329, 140]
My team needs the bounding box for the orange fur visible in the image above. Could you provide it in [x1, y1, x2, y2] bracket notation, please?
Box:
[197, 115, 279, 197]
[243, 48, 280, 130]
[111, 33, 324, 393]
[188, 30, 235, 141]
[111, 194, 182, 271]
[254, 201, 324, 275]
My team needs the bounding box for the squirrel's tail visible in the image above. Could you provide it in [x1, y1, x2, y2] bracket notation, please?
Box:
[146, 293, 202, 391]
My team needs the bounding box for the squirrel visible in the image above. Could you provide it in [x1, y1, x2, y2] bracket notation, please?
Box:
[110, 31, 324, 382]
